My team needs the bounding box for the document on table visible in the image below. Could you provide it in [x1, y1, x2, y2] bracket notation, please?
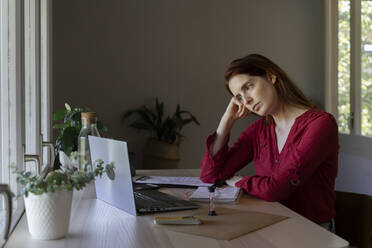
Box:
[135, 176, 213, 187]
[189, 186, 241, 203]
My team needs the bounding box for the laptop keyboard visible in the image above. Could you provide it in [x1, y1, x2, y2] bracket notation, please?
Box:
[134, 190, 199, 214]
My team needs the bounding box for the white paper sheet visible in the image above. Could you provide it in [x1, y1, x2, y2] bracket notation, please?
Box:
[135, 176, 213, 187]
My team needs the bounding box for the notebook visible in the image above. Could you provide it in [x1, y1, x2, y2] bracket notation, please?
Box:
[88, 136, 200, 216]
[189, 186, 241, 204]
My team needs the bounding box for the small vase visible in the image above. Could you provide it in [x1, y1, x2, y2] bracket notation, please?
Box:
[24, 189, 73, 240]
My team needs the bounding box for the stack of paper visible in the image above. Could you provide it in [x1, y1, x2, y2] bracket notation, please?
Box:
[135, 176, 213, 187]
[189, 186, 241, 204]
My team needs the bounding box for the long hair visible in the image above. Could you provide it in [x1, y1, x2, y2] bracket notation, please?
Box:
[224, 54, 315, 114]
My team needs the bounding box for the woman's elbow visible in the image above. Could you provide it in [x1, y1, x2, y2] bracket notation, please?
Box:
[200, 170, 225, 184]
[200, 169, 220, 183]
[200, 176, 215, 184]
[258, 188, 288, 202]
[259, 192, 278, 202]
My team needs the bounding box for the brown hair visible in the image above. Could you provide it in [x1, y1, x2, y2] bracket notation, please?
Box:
[224, 54, 315, 111]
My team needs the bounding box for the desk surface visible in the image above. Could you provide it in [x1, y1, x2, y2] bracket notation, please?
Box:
[5, 169, 349, 248]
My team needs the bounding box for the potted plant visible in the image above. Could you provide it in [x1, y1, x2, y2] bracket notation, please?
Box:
[122, 98, 200, 169]
[52, 103, 107, 169]
[13, 103, 112, 240]
[15, 159, 115, 240]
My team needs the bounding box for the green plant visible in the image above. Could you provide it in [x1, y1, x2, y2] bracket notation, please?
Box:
[53, 103, 107, 156]
[15, 160, 115, 197]
[122, 98, 200, 144]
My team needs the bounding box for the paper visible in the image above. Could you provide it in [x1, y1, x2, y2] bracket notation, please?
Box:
[135, 176, 213, 187]
[153, 206, 288, 240]
[189, 186, 241, 203]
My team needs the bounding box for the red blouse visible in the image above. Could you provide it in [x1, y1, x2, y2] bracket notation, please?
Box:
[200, 109, 339, 224]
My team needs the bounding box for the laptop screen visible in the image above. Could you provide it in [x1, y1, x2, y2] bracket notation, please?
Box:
[89, 136, 137, 216]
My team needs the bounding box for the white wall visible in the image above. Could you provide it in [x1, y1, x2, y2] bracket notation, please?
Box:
[52, 0, 325, 170]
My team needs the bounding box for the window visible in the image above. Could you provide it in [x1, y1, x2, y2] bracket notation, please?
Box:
[337, 0, 372, 136]
[0, 0, 52, 243]
[326, 0, 372, 157]
[360, 1, 372, 136]
[337, 0, 351, 134]
[1, 0, 25, 242]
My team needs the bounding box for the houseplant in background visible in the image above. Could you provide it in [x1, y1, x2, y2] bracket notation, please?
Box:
[15, 159, 115, 240]
[122, 98, 200, 169]
[52, 103, 107, 169]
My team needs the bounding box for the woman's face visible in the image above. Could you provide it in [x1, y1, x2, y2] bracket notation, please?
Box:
[228, 73, 280, 116]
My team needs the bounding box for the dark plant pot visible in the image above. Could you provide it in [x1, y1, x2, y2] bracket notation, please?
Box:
[142, 138, 180, 169]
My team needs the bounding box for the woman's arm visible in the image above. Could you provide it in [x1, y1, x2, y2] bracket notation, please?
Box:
[200, 98, 256, 183]
[211, 97, 250, 156]
[211, 115, 235, 156]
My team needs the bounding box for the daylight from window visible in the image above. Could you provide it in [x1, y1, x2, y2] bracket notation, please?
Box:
[338, 0, 372, 137]
[338, 0, 351, 134]
[361, 0, 372, 136]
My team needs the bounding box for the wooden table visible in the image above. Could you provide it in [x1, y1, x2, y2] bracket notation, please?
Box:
[5, 169, 349, 248]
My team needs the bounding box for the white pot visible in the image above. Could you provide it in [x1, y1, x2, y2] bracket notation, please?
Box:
[24, 189, 73, 240]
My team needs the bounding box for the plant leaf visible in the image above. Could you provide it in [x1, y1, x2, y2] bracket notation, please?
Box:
[65, 103, 72, 111]
[129, 121, 153, 131]
[70, 111, 82, 127]
[143, 106, 156, 122]
[155, 98, 163, 128]
[179, 111, 200, 125]
[64, 109, 76, 123]
[190, 114, 200, 125]
[181, 118, 193, 125]
[123, 109, 156, 130]
[61, 127, 80, 156]
[53, 109, 67, 121]
[97, 121, 108, 132]
[122, 110, 135, 120]
[53, 123, 69, 129]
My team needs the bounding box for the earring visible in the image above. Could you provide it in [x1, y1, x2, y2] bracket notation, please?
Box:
[271, 75, 277, 84]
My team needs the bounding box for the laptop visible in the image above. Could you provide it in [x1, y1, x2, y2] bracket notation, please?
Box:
[88, 136, 200, 216]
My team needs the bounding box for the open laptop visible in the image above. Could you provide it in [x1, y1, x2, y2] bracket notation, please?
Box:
[88, 136, 199, 216]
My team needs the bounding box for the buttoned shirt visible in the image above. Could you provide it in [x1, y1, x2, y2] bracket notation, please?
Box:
[200, 109, 339, 224]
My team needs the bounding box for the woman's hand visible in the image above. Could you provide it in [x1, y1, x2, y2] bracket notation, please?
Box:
[226, 175, 244, 187]
[223, 97, 251, 123]
[211, 97, 251, 156]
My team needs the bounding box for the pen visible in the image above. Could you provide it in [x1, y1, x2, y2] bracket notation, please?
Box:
[154, 216, 201, 225]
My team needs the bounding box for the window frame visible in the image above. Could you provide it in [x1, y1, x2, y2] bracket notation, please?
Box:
[24, 0, 41, 170]
[40, 0, 53, 168]
[325, 0, 372, 159]
[24, 0, 53, 173]
[0, 0, 53, 243]
[0, 0, 26, 240]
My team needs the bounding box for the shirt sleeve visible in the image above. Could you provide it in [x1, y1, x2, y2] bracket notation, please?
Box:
[200, 121, 258, 183]
[235, 114, 339, 202]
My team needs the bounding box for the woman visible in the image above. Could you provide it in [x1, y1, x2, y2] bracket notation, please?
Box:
[200, 54, 338, 232]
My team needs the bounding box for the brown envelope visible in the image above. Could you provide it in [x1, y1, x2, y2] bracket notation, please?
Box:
[153, 207, 288, 240]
